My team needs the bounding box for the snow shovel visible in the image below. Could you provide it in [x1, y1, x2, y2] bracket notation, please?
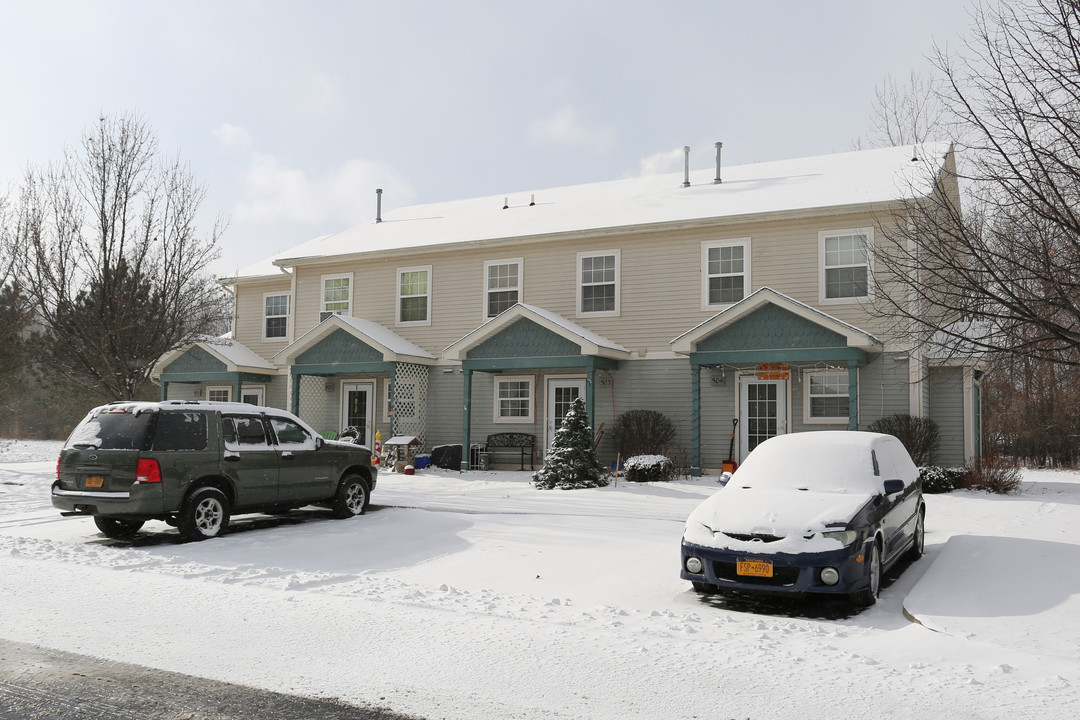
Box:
[722, 419, 739, 474]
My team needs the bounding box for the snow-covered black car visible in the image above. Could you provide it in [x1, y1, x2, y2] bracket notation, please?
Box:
[680, 431, 925, 606]
[52, 401, 378, 541]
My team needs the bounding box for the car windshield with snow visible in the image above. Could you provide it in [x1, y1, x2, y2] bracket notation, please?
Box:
[51, 401, 378, 541]
[681, 431, 925, 606]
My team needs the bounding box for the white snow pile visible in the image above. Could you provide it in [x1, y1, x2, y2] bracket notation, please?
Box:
[1, 440, 1078, 719]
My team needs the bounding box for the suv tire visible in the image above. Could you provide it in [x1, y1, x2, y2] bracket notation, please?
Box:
[330, 475, 370, 518]
[94, 517, 145, 539]
[178, 486, 231, 541]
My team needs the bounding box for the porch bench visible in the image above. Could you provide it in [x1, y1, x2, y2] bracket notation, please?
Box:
[484, 433, 535, 470]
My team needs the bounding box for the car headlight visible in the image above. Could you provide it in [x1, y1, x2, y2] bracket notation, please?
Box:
[821, 529, 860, 547]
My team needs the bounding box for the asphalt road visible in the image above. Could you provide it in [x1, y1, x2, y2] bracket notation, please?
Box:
[0, 639, 420, 720]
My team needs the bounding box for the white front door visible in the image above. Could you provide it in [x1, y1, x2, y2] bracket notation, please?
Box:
[241, 387, 264, 405]
[546, 378, 586, 448]
[341, 382, 375, 446]
[739, 377, 787, 462]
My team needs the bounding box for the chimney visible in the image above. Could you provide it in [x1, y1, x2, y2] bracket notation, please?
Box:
[375, 188, 383, 223]
[714, 142, 723, 184]
[682, 146, 691, 188]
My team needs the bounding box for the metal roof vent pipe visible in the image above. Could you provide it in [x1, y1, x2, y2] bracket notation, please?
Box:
[375, 188, 383, 223]
[682, 146, 691, 188]
[714, 141, 723, 184]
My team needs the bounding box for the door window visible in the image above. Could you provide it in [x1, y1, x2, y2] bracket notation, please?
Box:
[739, 378, 787, 461]
[546, 378, 586, 448]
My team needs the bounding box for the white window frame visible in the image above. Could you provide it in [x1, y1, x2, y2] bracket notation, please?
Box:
[494, 375, 534, 423]
[262, 292, 291, 341]
[483, 258, 523, 319]
[321, 273, 353, 318]
[820, 228, 872, 303]
[803, 369, 852, 424]
[206, 386, 232, 403]
[397, 265, 432, 326]
[577, 250, 620, 317]
[701, 238, 751, 309]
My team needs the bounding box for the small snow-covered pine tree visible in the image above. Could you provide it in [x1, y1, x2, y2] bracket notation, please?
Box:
[533, 397, 608, 490]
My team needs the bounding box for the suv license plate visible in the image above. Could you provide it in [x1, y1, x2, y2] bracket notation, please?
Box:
[85, 476, 104, 488]
[737, 559, 773, 577]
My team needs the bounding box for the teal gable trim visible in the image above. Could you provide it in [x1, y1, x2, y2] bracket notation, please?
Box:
[690, 347, 868, 367]
[163, 346, 227, 374]
[467, 318, 581, 359]
[295, 329, 384, 366]
[290, 362, 395, 377]
[697, 304, 848, 353]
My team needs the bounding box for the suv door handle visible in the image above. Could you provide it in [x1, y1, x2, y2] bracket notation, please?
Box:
[281, 451, 294, 460]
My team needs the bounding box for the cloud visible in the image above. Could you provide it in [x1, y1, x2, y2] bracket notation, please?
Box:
[528, 106, 615, 151]
[232, 153, 415, 226]
[213, 123, 252, 150]
[635, 147, 685, 176]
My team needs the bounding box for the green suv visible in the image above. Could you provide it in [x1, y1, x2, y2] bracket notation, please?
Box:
[52, 401, 378, 541]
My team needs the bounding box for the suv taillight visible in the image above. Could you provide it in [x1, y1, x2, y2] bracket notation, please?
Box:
[56, 456, 60, 480]
[136, 458, 162, 484]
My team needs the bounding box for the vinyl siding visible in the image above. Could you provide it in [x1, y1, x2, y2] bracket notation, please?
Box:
[233, 278, 293, 360]
[929, 366, 965, 466]
[857, 356, 911, 428]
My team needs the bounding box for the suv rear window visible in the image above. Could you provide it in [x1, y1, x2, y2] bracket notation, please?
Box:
[65, 410, 154, 450]
[151, 412, 209, 451]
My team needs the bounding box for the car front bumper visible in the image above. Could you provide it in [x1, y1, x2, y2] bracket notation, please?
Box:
[680, 538, 874, 598]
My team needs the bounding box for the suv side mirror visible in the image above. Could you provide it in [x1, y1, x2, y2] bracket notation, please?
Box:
[315, 436, 325, 450]
[883, 479, 905, 495]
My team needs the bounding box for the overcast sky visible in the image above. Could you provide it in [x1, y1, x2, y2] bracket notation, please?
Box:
[0, 1, 977, 277]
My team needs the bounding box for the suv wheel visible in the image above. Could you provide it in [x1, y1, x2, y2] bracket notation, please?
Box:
[178, 486, 231, 541]
[331, 475, 370, 518]
[94, 517, 145, 539]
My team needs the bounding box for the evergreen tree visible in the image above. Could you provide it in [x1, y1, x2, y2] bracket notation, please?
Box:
[533, 398, 608, 490]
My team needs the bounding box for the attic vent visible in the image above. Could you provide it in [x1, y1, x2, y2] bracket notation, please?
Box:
[682, 145, 691, 188]
[376, 188, 383, 223]
[714, 141, 723, 184]
[319, 311, 336, 323]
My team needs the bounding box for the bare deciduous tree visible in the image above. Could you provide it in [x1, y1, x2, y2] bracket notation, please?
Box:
[867, 70, 949, 148]
[871, 0, 1080, 367]
[10, 113, 230, 400]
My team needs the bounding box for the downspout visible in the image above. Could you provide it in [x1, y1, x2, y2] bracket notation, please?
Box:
[460, 367, 473, 471]
[691, 361, 702, 476]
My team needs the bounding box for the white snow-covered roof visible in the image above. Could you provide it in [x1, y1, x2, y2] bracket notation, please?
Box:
[152, 336, 278, 380]
[443, 303, 630, 361]
[229, 143, 951, 277]
[274, 313, 436, 365]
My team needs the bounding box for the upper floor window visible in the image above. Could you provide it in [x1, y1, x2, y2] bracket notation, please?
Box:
[805, 370, 850, 422]
[702, 239, 750, 308]
[484, 258, 522, 319]
[263, 293, 290, 340]
[322, 273, 352, 318]
[821, 229, 871, 301]
[578, 250, 620, 315]
[398, 266, 431, 325]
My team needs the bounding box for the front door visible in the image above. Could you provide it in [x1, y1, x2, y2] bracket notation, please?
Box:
[546, 378, 586, 449]
[341, 382, 374, 447]
[739, 377, 787, 462]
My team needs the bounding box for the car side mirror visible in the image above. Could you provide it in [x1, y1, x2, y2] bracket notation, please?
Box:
[315, 436, 324, 450]
[719, 471, 732, 486]
[883, 479, 905, 495]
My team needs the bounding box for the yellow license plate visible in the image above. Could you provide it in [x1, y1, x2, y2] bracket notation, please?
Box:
[737, 559, 773, 578]
[85, 476, 104, 488]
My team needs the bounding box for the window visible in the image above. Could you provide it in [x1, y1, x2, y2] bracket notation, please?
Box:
[806, 370, 850, 422]
[484, 259, 522, 318]
[398, 266, 431, 324]
[822, 230, 871, 300]
[241, 387, 264, 406]
[268, 416, 315, 449]
[702, 239, 750, 307]
[495, 376, 533, 422]
[223, 415, 270, 449]
[264, 293, 290, 340]
[151, 412, 209, 452]
[322, 274, 352, 317]
[578, 251, 619, 315]
[207, 387, 231, 403]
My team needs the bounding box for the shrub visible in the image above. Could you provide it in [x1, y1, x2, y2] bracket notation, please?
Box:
[611, 409, 677, 459]
[868, 414, 940, 465]
[919, 466, 967, 494]
[624, 454, 675, 483]
[533, 398, 608, 490]
[965, 452, 1023, 494]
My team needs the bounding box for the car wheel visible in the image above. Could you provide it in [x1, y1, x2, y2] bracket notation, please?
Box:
[178, 486, 230, 541]
[691, 581, 720, 594]
[907, 508, 926, 560]
[850, 541, 882, 607]
[330, 475, 370, 518]
[93, 517, 145, 539]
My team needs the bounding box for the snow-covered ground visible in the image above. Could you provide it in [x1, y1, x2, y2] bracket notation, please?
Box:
[1, 437, 1078, 719]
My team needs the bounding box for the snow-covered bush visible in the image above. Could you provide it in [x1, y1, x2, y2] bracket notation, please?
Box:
[623, 454, 674, 483]
[919, 466, 967, 494]
[533, 398, 608, 490]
